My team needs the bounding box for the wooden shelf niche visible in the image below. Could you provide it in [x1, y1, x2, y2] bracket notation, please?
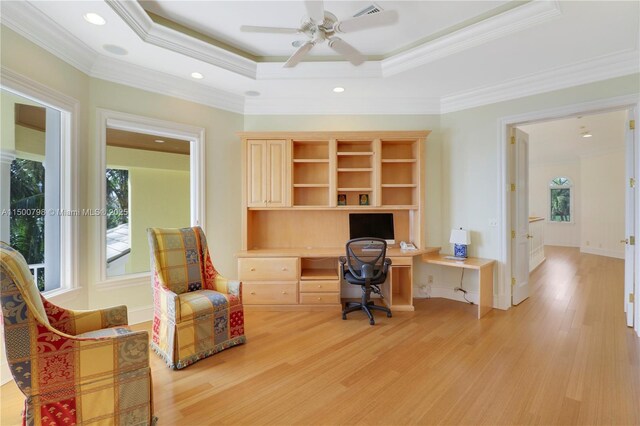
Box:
[380, 140, 418, 207]
[337, 140, 375, 207]
[293, 140, 330, 207]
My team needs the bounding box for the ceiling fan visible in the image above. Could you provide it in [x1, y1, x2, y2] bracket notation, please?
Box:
[240, 1, 398, 68]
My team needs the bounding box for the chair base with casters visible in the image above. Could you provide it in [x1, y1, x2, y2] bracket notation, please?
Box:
[342, 284, 392, 325]
[340, 237, 393, 325]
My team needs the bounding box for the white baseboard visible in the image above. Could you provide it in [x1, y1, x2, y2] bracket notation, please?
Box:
[128, 305, 153, 325]
[580, 246, 624, 260]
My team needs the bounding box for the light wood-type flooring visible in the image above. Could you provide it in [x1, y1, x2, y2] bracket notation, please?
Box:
[2, 246, 639, 425]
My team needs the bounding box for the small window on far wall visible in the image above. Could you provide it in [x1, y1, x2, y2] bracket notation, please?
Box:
[550, 177, 572, 223]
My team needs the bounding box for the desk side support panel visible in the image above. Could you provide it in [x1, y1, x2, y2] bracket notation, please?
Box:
[422, 254, 496, 319]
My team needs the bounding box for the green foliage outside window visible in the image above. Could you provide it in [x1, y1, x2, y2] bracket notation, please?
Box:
[550, 177, 571, 223]
[10, 158, 45, 290]
[106, 169, 129, 229]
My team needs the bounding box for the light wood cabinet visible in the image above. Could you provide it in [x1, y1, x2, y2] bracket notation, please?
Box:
[238, 131, 430, 310]
[247, 139, 289, 207]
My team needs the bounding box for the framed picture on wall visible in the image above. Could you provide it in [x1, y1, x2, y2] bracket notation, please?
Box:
[337, 194, 347, 205]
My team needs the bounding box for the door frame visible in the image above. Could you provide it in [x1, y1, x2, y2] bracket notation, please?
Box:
[497, 94, 640, 335]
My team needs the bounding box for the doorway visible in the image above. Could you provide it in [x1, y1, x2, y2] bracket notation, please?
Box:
[499, 95, 639, 335]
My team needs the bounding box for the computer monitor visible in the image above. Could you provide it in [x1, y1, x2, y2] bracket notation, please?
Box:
[349, 213, 395, 245]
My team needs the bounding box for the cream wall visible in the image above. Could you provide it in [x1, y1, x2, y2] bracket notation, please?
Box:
[529, 160, 581, 247]
[127, 168, 190, 273]
[106, 146, 190, 274]
[580, 150, 626, 258]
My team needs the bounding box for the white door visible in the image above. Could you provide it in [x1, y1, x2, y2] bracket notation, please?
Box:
[512, 128, 530, 305]
[624, 109, 637, 327]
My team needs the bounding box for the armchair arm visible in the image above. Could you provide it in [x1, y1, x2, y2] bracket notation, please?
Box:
[42, 296, 128, 335]
[214, 275, 242, 300]
[155, 284, 180, 323]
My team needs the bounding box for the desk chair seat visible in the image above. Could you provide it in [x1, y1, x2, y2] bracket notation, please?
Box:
[340, 238, 392, 325]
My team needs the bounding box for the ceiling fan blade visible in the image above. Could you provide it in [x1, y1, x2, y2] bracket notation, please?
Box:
[305, 0, 325, 24]
[283, 41, 315, 68]
[240, 25, 300, 34]
[334, 10, 399, 33]
[328, 37, 365, 66]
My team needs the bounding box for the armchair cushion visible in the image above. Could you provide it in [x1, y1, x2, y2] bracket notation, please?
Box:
[76, 326, 133, 338]
[179, 290, 241, 322]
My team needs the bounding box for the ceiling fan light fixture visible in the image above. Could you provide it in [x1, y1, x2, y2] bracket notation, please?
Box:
[191, 72, 204, 79]
[83, 12, 106, 26]
[333, 87, 345, 93]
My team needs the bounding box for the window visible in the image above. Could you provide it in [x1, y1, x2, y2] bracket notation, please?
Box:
[98, 109, 205, 284]
[550, 177, 572, 222]
[0, 73, 79, 297]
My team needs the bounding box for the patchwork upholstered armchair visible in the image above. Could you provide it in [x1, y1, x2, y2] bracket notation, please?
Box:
[147, 226, 245, 369]
[0, 242, 155, 425]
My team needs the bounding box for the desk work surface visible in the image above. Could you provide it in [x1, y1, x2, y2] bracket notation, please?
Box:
[238, 247, 439, 258]
[422, 253, 496, 270]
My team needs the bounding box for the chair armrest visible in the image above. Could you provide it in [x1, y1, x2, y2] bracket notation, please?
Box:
[42, 296, 128, 335]
[383, 258, 392, 275]
[214, 275, 242, 299]
[155, 285, 180, 322]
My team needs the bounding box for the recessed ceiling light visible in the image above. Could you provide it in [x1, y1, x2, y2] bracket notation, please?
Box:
[154, 139, 165, 144]
[582, 132, 593, 138]
[245, 91, 261, 97]
[191, 72, 204, 79]
[83, 12, 106, 26]
[333, 87, 345, 93]
[103, 44, 128, 56]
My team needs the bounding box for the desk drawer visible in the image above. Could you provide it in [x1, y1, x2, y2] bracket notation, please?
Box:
[389, 257, 413, 266]
[299, 292, 340, 305]
[299, 280, 340, 293]
[238, 257, 298, 281]
[243, 283, 297, 305]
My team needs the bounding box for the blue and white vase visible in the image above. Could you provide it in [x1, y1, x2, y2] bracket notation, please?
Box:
[454, 244, 468, 258]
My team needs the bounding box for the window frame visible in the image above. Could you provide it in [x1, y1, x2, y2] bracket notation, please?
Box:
[96, 109, 205, 288]
[1, 68, 80, 298]
[549, 176, 574, 224]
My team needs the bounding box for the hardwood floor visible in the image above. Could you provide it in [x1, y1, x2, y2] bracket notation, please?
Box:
[2, 246, 639, 425]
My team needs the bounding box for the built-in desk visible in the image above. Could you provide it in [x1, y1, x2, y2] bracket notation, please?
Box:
[237, 247, 437, 311]
[422, 253, 496, 318]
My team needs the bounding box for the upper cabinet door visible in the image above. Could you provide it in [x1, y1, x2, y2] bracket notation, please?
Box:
[266, 140, 288, 207]
[247, 140, 267, 207]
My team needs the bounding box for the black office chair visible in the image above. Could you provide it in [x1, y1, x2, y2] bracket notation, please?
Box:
[340, 237, 392, 325]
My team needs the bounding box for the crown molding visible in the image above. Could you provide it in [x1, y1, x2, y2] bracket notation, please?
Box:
[244, 96, 440, 115]
[441, 49, 640, 113]
[256, 61, 382, 80]
[381, 0, 562, 77]
[105, 0, 257, 79]
[90, 56, 244, 114]
[0, 0, 97, 74]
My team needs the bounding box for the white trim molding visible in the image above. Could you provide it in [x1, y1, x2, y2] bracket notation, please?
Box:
[105, 0, 257, 79]
[497, 94, 640, 312]
[96, 109, 206, 286]
[382, 0, 562, 77]
[244, 96, 441, 115]
[1, 66, 81, 296]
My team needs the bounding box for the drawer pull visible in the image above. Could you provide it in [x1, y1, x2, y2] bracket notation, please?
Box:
[317, 285, 322, 288]
[250, 267, 256, 271]
[281, 267, 287, 271]
[250, 291, 256, 295]
[282, 291, 287, 294]
[317, 297, 322, 301]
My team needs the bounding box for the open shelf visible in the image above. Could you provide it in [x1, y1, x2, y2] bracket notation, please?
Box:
[382, 184, 417, 188]
[337, 188, 373, 192]
[381, 159, 417, 163]
[337, 168, 373, 172]
[294, 187, 329, 206]
[301, 268, 339, 280]
[293, 140, 329, 160]
[293, 184, 329, 188]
